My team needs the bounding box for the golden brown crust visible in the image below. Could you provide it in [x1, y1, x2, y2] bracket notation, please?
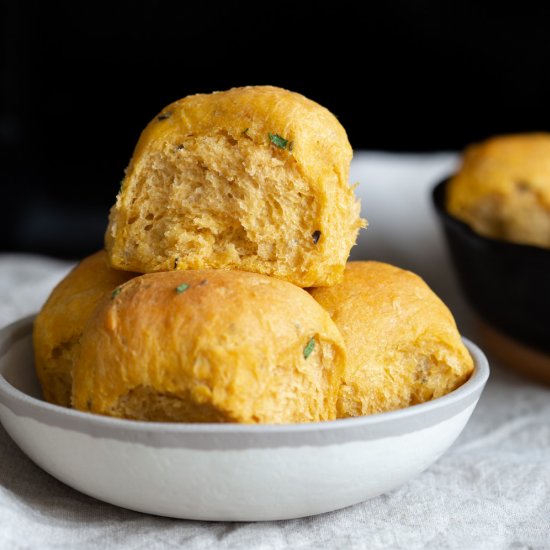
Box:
[32, 251, 137, 406]
[105, 85, 365, 287]
[447, 133, 550, 247]
[309, 261, 474, 417]
[72, 269, 346, 423]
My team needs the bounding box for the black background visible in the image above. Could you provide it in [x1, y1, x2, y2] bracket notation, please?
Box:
[2, 1, 550, 258]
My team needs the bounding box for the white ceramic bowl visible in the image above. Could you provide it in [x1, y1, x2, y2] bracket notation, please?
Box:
[0, 316, 489, 521]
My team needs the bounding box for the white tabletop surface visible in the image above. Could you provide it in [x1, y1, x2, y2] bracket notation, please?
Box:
[1, 152, 549, 550]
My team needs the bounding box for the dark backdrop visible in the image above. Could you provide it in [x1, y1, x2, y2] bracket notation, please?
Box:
[2, 1, 550, 258]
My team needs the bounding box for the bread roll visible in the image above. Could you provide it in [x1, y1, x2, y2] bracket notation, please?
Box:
[105, 85, 364, 287]
[72, 269, 346, 423]
[310, 262, 473, 417]
[33, 251, 136, 406]
[447, 133, 550, 248]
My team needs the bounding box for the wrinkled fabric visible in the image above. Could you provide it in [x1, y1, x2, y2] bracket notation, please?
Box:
[0, 153, 548, 550]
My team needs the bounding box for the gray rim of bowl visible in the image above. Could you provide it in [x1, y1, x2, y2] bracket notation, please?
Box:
[0, 315, 490, 450]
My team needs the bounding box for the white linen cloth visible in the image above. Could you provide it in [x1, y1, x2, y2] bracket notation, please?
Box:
[0, 153, 549, 550]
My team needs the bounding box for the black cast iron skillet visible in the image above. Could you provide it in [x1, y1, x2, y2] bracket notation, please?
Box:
[432, 179, 550, 354]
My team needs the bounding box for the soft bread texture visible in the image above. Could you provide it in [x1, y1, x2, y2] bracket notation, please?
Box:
[33, 251, 136, 406]
[106, 85, 364, 287]
[72, 269, 346, 423]
[447, 133, 550, 248]
[310, 262, 474, 417]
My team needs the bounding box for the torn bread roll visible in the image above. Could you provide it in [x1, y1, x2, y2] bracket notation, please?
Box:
[106, 85, 365, 287]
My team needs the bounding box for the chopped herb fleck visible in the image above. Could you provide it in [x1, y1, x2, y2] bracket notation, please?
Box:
[174, 257, 180, 269]
[269, 133, 289, 149]
[243, 127, 250, 135]
[312, 230, 321, 244]
[157, 111, 172, 121]
[176, 283, 189, 294]
[111, 287, 122, 299]
[303, 337, 315, 359]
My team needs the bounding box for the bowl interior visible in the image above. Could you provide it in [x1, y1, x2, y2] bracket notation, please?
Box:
[2, 325, 43, 399]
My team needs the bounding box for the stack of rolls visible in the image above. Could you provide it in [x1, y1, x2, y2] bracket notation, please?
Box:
[34, 85, 473, 423]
